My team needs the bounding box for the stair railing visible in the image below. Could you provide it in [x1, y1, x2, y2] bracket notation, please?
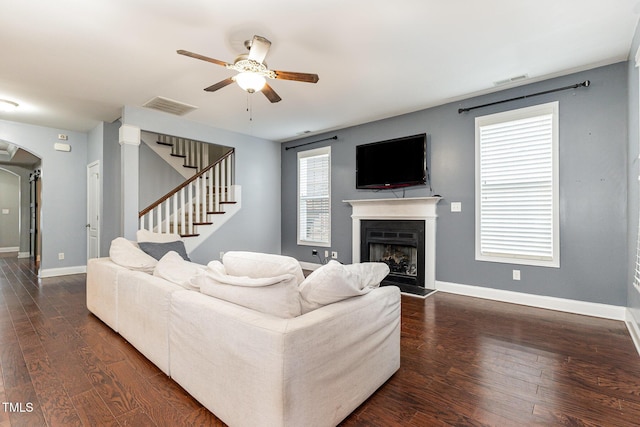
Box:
[138, 149, 235, 237]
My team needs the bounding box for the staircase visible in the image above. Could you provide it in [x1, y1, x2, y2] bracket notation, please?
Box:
[138, 148, 241, 252]
[141, 133, 215, 179]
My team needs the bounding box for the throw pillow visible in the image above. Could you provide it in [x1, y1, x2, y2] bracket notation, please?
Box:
[298, 260, 390, 313]
[136, 229, 183, 243]
[206, 260, 226, 274]
[138, 240, 190, 261]
[153, 251, 205, 290]
[109, 237, 157, 274]
[222, 251, 305, 285]
[197, 267, 301, 318]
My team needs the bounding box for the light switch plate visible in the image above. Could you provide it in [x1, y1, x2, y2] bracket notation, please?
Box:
[451, 202, 462, 212]
[1, 209, 8, 215]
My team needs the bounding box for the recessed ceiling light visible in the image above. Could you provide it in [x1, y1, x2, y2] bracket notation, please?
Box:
[0, 99, 19, 112]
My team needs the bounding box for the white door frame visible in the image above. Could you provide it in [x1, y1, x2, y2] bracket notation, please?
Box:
[87, 161, 101, 260]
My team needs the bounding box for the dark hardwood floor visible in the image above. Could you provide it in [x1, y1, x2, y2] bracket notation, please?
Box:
[1, 253, 640, 426]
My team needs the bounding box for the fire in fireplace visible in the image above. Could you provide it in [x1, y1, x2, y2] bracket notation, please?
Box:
[360, 220, 427, 296]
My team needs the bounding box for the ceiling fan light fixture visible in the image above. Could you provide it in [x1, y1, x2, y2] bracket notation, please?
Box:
[235, 72, 266, 93]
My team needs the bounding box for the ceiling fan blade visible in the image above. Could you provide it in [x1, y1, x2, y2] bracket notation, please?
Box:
[177, 49, 230, 67]
[273, 70, 319, 83]
[247, 35, 271, 64]
[204, 77, 235, 92]
[261, 83, 282, 103]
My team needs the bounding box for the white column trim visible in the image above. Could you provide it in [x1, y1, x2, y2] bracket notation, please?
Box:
[119, 124, 141, 146]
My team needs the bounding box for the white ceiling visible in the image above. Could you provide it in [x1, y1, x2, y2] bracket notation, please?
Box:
[0, 0, 638, 142]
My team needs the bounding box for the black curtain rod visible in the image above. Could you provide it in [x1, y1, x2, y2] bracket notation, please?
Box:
[458, 80, 590, 114]
[285, 135, 338, 150]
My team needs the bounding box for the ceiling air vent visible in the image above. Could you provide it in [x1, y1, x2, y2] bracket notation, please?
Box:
[142, 96, 198, 116]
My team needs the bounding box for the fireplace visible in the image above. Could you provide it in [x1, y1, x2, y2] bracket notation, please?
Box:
[361, 220, 426, 295]
[344, 197, 440, 296]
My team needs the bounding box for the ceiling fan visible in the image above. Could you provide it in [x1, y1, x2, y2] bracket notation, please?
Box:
[177, 35, 319, 103]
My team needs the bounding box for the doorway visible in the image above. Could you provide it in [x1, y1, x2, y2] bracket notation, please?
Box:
[87, 161, 100, 259]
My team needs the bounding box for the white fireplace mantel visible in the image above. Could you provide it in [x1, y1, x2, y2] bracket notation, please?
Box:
[343, 197, 441, 290]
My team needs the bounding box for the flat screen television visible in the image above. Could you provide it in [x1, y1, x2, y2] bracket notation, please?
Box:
[356, 133, 427, 189]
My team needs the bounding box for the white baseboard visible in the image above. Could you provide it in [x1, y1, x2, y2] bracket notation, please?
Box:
[0, 246, 19, 253]
[39, 265, 87, 278]
[626, 309, 640, 356]
[435, 280, 626, 321]
[18, 252, 30, 258]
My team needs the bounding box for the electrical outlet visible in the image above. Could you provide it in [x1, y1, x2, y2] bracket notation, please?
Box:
[512, 269, 521, 281]
[58, 252, 64, 260]
[324, 250, 329, 258]
[451, 202, 462, 212]
[219, 251, 225, 260]
[331, 251, 338, 259]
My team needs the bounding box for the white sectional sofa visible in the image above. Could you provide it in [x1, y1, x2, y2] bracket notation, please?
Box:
[86, 245, 401, 427]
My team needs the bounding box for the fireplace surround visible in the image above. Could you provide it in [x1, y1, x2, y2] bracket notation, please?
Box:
[344, 197, 440, 296]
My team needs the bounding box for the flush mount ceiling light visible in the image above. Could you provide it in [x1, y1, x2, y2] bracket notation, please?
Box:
[0, 99, 19, 112]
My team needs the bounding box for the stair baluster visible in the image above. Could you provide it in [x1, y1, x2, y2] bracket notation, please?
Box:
[138, 150, 235, 238]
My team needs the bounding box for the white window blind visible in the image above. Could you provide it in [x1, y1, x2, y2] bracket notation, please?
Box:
[298, 147, 330, 246]
[475, 102, 559, 267]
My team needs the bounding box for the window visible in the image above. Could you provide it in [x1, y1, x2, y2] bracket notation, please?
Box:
[475, 101, 559, 267]
[298, 146, 331, 246]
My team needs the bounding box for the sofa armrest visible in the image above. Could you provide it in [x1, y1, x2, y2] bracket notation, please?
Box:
[282, 286, 401, 426]
[86, 257, 127, 331]
[168, 286, 400, 427]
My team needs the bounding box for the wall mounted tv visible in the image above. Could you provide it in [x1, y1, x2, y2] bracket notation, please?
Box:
[356, 133, 427, 189]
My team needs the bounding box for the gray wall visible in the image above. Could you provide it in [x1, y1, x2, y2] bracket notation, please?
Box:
[102, 120, 122, 256]
[0, 168, 20, 249]
[138, 141, 185, 209]
[121, 106, 282, 265]
[627, 23, 640, 329]
[0, 119, 88, 273]
[282, 62, 628, 306]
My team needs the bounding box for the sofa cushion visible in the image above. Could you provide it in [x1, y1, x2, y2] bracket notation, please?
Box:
[299, 261, 390, 313]
[153, 251, 205, 290]
[139, 240, 190, 261]
[136, 229, 183, 243]
[197, 267, 301, 318]
[109, 237, 157, 274]
[222, 251, 305, 285]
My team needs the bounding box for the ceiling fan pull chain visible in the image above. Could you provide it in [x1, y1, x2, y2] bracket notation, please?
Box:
[247, 93, 253, 122]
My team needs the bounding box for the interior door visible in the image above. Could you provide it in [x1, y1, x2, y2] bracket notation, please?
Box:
[87, 161, 100, 259]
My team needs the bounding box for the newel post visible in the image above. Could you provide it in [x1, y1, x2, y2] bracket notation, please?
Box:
[119, 124, 141, 240]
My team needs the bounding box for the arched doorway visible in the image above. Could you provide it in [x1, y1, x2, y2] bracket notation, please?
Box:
[0, 141, 42, 266]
